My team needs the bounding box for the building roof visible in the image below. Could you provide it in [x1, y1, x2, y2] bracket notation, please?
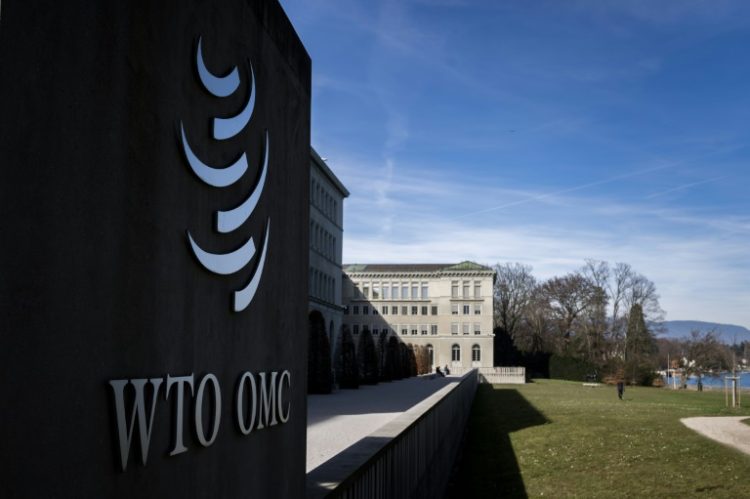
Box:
[343, 261, 493, 274]
[310, 147, 350, 198]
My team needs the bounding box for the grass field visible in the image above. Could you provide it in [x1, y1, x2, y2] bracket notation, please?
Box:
[447, 380, 750, 498]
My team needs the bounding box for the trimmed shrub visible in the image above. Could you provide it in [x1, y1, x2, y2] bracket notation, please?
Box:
[385, 337, 402, 380]
[308, 310, 332, 394]
[407, 345, 418, 377]
[358, 328, 379, 385]
[414, 345, 428, 374]
[378, 331, 390, 381]
[337, 326, 359, 389]
[549, 355, 597, 382]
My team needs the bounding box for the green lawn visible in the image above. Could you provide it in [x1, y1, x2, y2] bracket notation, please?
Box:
[447, 380, 750, 498]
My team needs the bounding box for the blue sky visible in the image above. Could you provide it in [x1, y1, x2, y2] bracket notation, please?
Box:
[280, 0, 750, 329]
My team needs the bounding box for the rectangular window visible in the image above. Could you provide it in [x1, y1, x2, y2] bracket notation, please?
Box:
[474, 282, 481, 298]
[353, 325, 360, 335]
[452, 346, 461, 362]
[411, 328, 418, 336]
[462, 323, 469, 335]
[382, 285, 390, 300]
[451, 281, 459, 298]
[401, 328, 408, 336]
[373, 307, 378, 316]
[353, 305, 359, 315]
[401, 306, 408, 315]
[474, 323, 481, 335]
[411, 284, 418, 299]
[382, 306, 388, 315]
[421, 283, 428, 299]
[392, 285, 399, 299]
[411, 306, 418, 315]
[392, 306, 398, 315]
[363, 285, 370, 299]
[474, 304, 482, 315]
[430, 325, 438, 335]
[451, 304, 458, 315]
[463, 304, 470, 315]
[451, 323, 458, 335]
[472, 346, 481, 362]
[463, 282, 470, 298]
[402, 284, 409, 299]
[372, 284, 380, 299]
[363, 306, 369, 315]
[421, 306, 428, 316]
[431, 306, 438, 315]
[373, 327, 379, 336]
[421, 325, 428, 335]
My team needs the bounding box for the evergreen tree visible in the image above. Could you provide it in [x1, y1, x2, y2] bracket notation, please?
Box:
[624, 304, 657, 385]
[357, 328, 379, 384]
[338, 326, 359, 389]
[307, 311, 332, 394]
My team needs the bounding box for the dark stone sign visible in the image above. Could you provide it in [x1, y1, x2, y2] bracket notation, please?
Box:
[0, 1, 310, 497]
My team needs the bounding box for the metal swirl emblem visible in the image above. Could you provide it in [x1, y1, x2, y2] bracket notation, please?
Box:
[181, 37, 270, 312]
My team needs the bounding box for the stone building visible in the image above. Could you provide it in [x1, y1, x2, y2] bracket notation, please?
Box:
[308, 148, 349, 346]
[341, 262, 495, 370]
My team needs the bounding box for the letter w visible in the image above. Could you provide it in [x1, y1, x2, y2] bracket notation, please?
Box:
[109, 378, 163, 471]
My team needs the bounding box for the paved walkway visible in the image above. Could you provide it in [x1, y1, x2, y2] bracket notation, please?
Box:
[306, 375, 459, 473]
[681, 417, 750, 455]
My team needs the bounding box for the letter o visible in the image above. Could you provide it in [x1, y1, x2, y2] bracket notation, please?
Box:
[194, 374, 221, 447]
[236, 372, 257, 435]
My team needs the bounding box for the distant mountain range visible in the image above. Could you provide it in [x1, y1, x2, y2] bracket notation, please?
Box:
[655, 320, 750, 344]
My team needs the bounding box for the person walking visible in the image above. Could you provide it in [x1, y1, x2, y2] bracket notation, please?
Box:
[617, 380, 624, 400]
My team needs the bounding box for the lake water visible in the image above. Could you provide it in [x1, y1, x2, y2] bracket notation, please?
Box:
[662, 371, 750, 389]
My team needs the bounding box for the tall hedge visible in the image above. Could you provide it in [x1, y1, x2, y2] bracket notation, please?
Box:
[337, 326, 359, 389]
[358, 328, 379, 385]
[307, 310, 332, 394]
[549, 355, 597, 382]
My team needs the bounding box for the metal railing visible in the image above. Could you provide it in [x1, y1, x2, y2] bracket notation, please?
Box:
[450, 366, 525, 384]
[306, 370, 479, 498]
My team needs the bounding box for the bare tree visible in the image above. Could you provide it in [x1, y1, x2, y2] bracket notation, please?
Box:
[681, 330, 730, 391]
[542, 273, 600, 354]
[493, 263, 536, 339]
[515, 284, 552, 353]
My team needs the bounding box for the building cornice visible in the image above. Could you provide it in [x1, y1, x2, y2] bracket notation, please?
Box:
[344, 270, 495, 279]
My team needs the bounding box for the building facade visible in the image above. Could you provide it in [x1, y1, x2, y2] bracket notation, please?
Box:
[309, 148, 349, 346]
[341, 262, 495, 370]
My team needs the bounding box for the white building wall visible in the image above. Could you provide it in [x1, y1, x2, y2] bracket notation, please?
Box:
[308, 150, 348, 347]
[341, 264, 495, 370]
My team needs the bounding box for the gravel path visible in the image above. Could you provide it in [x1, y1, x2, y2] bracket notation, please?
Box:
[681, 417, 750, 455]
[306, 375, 459, 472]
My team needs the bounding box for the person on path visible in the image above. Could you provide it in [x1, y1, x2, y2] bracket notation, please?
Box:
[444, 365, 451, 375]
[435, 366, 444, 377]
[617, 380, 624, 400]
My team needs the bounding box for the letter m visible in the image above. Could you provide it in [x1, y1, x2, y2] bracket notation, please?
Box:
[109, 378, 163, 471]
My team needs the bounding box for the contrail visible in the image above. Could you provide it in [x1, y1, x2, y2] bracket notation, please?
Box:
[645, 176, 726, 199]
[451, 162, 681, 220]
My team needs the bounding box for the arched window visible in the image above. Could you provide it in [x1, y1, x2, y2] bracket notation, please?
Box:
[451, 344, 460, 362]
[472, 344, 481, 362]
[426, 344, 434, 366]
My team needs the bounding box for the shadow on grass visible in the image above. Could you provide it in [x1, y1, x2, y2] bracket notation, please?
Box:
[445, 385, 548, 499]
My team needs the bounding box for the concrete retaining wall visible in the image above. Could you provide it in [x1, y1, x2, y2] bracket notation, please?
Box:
[306, 370, 479, 498]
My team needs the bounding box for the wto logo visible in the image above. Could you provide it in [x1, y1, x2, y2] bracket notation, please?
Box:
[180, 37, 270, 312]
